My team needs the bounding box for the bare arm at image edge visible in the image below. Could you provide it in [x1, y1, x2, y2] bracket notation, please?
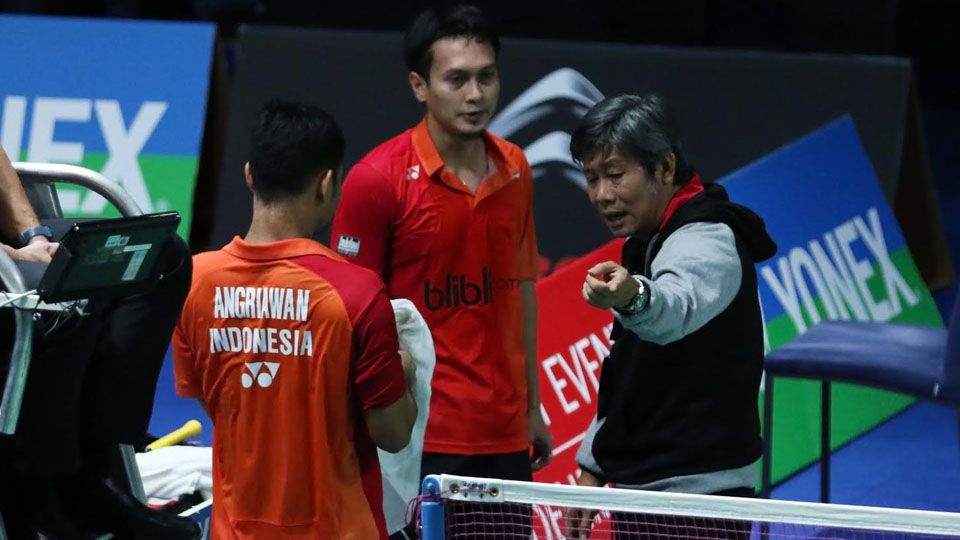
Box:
[0, 144, 42, 239]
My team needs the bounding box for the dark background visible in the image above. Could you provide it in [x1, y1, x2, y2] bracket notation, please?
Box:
[207, 28, 920, 269]
[1, 0, 954, 108]
[2, 0, 956, 294]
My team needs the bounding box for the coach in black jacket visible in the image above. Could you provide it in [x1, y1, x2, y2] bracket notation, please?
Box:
[564, 94, 777, 539]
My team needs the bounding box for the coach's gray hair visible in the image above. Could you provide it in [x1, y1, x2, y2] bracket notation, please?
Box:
[569, 94, 694, 185]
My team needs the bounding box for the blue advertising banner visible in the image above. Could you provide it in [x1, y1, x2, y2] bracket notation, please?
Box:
[0, 15, 215, 237]
[721, 116, 942, 482]
[722, 116, 941, 338]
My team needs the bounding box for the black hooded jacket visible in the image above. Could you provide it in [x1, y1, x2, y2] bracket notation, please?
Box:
[590, 182, 777, 485]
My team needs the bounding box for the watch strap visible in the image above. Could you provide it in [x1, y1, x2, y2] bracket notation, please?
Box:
[615, 278, 648, 315]
[16, 225, 53, 248]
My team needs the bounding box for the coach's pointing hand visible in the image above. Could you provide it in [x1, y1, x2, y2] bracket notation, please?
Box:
[582, 261, 639, 310]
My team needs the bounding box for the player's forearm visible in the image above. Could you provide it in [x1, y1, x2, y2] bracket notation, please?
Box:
[521, 279, 541, 411]
[0, 145, 40, 239]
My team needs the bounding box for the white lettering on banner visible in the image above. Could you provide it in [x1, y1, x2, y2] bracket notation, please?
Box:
[835, 220, 889, 321]
[0, 96, 27, 157]
[854, 209, 918, 315]
[810, 234, 869, 321]
[532, 505, 565, 539]
[27, 97, 91, 164]
[84, 100, 166, 213]
[789, 246, 832, 325]
[541, 323, 612, 415]
[0, 95, 167, 214]
[533, 503, 611, 539]
[760, 207, 919, 333]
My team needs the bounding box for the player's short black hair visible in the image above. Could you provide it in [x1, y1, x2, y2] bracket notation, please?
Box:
[404, 4, 500, 79]
[247, 99, 344, 203]
[570, 93, 694, 186]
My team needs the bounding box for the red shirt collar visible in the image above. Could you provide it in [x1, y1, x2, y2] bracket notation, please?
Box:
[410, 116, 522, 179]
[658, 173, 704, 230]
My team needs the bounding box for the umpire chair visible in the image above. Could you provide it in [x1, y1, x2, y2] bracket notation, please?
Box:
[0, 162, 148, 539]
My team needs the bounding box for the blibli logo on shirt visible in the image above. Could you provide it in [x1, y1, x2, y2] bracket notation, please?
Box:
[423, 268, 494, 310]
[406, 165, 420, 181]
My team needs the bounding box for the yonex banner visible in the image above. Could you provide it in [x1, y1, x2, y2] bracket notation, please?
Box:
[722, 116, 942, 484]
[0, 15, 215, 239]
[533, 117, 941, 504]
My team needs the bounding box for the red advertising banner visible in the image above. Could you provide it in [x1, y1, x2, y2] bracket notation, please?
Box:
[534, 238, 623, 485]
[530, 238, 622, 537]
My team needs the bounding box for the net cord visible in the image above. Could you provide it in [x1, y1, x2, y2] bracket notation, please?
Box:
[429, 474, 960, 537]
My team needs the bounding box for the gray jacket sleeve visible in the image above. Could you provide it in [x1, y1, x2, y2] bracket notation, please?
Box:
[575, 416, 606, 480]
[614, 222, 741, 345]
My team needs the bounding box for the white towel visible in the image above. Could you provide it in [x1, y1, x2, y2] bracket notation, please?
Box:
[381, 298, 435, 534]
[136, 446, 213, 505]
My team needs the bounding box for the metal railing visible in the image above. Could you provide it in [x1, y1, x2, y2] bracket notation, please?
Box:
[1, 162, 143, 434]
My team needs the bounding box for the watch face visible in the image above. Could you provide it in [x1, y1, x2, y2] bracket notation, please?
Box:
[635, 283, 649, 311]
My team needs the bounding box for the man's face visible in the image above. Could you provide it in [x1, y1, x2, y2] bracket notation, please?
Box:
[583, 148, 675, 238]
[414, 37, 500, 139]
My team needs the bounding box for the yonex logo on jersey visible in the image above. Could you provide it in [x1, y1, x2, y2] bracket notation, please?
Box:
[406, 165, 421, 181]
[336, 235, 361, 257]
[241, 361, 280, 388]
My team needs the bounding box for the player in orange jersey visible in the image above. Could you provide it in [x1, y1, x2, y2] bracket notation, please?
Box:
[173, 100, 417, 540]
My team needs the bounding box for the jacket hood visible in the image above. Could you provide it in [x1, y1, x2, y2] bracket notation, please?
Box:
[679, 182, 777, 263]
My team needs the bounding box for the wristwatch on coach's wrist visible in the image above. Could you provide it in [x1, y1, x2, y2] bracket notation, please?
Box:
[16, 225, 53, 248]
[614, 278, 649, 316]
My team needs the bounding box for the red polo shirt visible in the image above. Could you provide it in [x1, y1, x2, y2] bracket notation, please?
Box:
[331, 118, 538, 454]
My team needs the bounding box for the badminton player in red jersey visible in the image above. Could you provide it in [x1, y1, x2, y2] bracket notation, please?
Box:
[332, 4, 553, 481]
[331, 5, 553, 537]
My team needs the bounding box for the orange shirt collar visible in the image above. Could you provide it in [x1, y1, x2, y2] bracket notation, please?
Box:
[658, 173, 705, 230]
[223, 236, 344, 262]
[411, 116, 521, 180]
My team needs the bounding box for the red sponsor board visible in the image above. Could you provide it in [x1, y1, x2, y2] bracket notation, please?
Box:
[527, 239, 624, 538]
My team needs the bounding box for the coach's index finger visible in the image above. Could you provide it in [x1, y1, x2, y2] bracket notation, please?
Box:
[584, 273, 613, 294]
[587, 260, 622, 279]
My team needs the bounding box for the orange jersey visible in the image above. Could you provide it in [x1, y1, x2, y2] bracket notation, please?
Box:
[330, 118, 538, 454]
[173, 237, 405, 540]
